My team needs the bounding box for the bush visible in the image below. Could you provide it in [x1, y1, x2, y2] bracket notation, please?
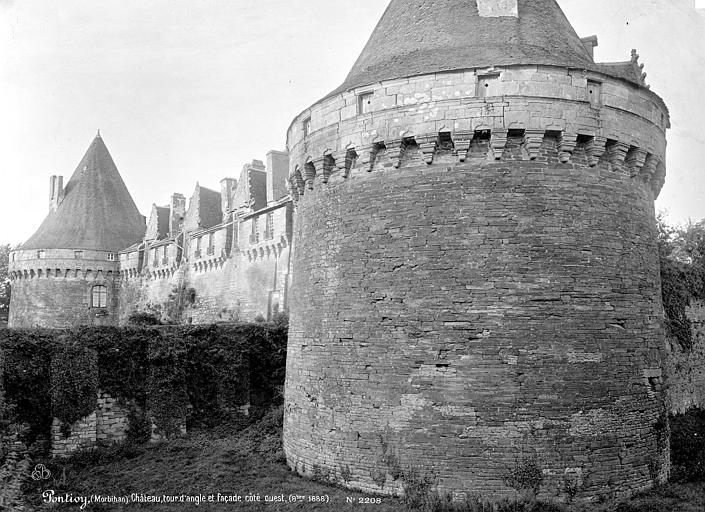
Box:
[503, 457, 544, 496]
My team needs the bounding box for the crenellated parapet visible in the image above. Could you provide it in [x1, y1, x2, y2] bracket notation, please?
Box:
[287, 65, 669, 202]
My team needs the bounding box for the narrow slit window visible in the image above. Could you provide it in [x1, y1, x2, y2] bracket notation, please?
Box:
[358, 92, 373, 114]
[303, 117, 312, 138]
[91, 285, 107, 308]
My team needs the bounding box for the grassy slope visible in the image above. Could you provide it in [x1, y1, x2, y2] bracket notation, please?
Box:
[21, 407, 705, 512]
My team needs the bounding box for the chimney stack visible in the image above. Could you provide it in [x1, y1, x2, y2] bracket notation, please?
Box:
[169, 193, 186, 236]
[581, 35, 598, 59]
[266, 151, 290, 204]
[49, 175, 65, 212]
[220, 177, 237, 220]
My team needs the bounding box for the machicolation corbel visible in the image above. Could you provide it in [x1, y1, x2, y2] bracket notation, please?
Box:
[606, 141, 630, 173]
[385, 139, 405, 169]
[416, 134, 438, 164]
[488, 129, 508, 160]
[522, 130, 545, 160]
[625, 147, 648, 178]
[585, 135, 607, 167]
[557, 132, 578, 164]
[452, 131, 474, 163]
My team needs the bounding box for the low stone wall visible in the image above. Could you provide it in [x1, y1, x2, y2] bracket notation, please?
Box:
[51, 390, 130, 458]
[96, 391, 131, 444]
[0, 436, 31, 510]
[667, 301, 705, 414]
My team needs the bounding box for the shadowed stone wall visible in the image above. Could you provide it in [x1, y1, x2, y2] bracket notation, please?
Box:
[667, 302, 705, 414]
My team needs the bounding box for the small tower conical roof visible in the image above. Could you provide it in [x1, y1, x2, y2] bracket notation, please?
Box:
[333, 0, 595, 95]
[22, 133, 145, 252]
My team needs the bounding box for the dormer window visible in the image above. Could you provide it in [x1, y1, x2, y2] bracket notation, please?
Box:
[37, 250, 46, 259]
[358, 92, 373, 114]
[74, 251, 83, 259]
[587, 79, 602, 108]
[303, 117, 312, 137]
[107, 252, 116, 261]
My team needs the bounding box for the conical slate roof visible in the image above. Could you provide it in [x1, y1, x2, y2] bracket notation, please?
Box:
[22, 134, 145, 252]
[331, 0, 595, 95]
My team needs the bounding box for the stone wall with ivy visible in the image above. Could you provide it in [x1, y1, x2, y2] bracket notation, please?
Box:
[0, 323, 286, 456]
[657, 218, 705, 414]
[666, 301, 705, 414]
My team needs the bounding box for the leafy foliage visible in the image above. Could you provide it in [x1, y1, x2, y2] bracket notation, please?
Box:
[0, 244, 13, 314]
[0, 330, 54, 443]
[50, 341, 98, 431]
[657, 214, 705, 350]
[0, 322, 288, 444]
[670, 408, 705, 482]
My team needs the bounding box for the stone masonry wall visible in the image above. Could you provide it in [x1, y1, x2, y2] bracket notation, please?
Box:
[284, 135, 669, 500]
[9, 249, 120, 329]
[666, 301, 705, 414]
[51, 390, 130, 457]
[118, 204, 292, 324]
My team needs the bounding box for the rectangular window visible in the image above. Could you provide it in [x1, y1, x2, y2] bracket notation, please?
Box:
[162, 245, 168, 264]
[74, 251, 83, 259]
[303, 117, 311, 137]
[207, 232, 215, 255]
[250, 217, 260, 244]
[587, 80, 602, 108]
[357, 92, 373, 114]
[476, 74, 500, 98]
[37, 250, 46, 259]
[91, 285, 108, 308]
[195, 236, 202, 258]
[11, 253, 15, 262]
[107, 252, 115, 261]
[264, 212, 274, 240]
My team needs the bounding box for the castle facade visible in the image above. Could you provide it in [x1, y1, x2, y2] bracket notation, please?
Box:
[8, 0, 679, 502]
[8, 134, 293, 328]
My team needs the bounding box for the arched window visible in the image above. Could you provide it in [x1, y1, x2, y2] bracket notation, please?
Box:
[91, 285, 108, 308]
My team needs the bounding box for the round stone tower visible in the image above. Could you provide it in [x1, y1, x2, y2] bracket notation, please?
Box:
[283, 0, 671, 500]
[8, 133, 145, 328]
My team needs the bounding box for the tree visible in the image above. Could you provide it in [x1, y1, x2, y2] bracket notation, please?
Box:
[0, 244, 12, 314]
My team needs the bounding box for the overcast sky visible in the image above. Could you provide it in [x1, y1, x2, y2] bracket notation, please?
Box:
[1, 0, 704, 246]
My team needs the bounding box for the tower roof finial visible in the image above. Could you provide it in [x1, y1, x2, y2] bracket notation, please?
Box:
[96, 129, 101, 138]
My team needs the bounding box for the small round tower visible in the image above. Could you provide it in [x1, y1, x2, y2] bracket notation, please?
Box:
[8, 133, 145, 328]
[284, 0, 670, 500]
